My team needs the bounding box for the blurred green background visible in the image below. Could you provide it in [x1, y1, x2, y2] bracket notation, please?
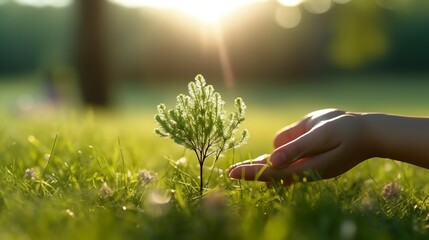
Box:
[0, 0, 428, 109]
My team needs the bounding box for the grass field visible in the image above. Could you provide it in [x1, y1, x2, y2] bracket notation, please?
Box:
[1, 76, 429, 239]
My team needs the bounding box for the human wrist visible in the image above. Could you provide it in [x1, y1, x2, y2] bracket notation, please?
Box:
[358, 113, 429, 168]
[354, 112, 383, 160]
[358, 113, 406, 160]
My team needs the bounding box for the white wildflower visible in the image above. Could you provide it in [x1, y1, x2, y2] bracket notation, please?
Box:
[382, 182, 402, 201]
[174, 157, 187, 166]
[99, 182, 114, 199]
[138, 169, 156, 185]
[65, 209, 75, 217]
[24, 168, 38, 180]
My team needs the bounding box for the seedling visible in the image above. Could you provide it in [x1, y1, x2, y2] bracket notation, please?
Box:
[155, 74, 248, 195]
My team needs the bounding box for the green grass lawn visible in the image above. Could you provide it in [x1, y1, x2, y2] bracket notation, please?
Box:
[1, 76, 429, 239]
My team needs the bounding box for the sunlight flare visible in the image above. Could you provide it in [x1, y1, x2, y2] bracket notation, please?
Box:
[109, 0, 264, 23]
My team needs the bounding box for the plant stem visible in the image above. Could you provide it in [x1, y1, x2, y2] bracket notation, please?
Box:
[199, 161, 203, 195]
[42, 134, 58, 179]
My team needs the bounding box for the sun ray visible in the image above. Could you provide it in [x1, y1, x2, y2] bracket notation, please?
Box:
[212, 24, 235, 88]
[108, 0, 257, 87]
[109, 0, 263, 24]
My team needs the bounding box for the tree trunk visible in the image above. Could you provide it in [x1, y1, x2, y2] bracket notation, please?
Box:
[76, 0, 110, 107]
[199, 161, 204, 196]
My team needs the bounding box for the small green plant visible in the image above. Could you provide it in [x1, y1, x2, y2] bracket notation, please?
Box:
[155, 74, 249, 195]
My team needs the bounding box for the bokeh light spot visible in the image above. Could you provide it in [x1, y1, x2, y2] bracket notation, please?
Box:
[303, 0, 331, 14]
[275, 6, 302, 29]
[277, 0, 303, 7]
[17, 95, 34, 112]
[149, 189, 171, 205]
[333, 0, 351, 4]
[340, 220, 357, 239]
[376, 0, 410, 10]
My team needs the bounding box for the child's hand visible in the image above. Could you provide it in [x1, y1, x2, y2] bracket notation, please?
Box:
[228, 109, 371, 184]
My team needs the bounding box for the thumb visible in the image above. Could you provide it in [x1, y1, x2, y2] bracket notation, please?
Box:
[270, 125, 338, 168]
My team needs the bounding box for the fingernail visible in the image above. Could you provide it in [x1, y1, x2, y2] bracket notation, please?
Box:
[228, 167, 240, 179]
[255, 154, 270, 161]
[226, 165, 237, 174]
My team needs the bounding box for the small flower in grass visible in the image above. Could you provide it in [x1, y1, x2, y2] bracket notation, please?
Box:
[99, 182, 114, 199]
[174, 157, 187, 166]
[138, 169, 156, 185]
[24, 168, 38, 180]
[65, 209, 75, 217]
[382, 182, 402, 201]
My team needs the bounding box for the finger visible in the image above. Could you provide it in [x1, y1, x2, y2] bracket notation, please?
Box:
[227, 154, 270, 173]
[279, 147, 344, 181]
[233, 148, 342, 184]
[271, 124, 340, 168]
[307, 109, 345, 121]
[273, 109, 344, 148]
[228, 164, 283, 182]
[273, 119, 308, 148]
[228, 162, 312, 184]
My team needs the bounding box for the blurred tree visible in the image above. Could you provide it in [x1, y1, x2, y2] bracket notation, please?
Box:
[76, 0, 110, 107]
[328, 0, 389, 70]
